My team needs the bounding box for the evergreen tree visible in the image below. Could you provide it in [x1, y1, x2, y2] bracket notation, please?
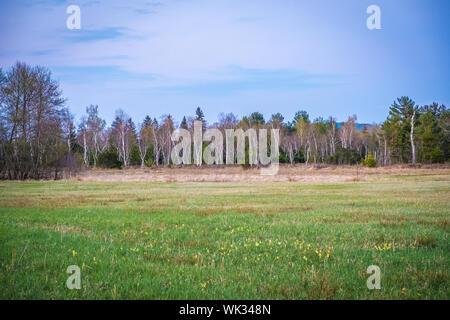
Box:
[180, 116, 188, 129]
[249, 112, 265, 126]
[195, 107, 205, 121]
[195, 107, 206, 131]
[384, 97, 417, 163]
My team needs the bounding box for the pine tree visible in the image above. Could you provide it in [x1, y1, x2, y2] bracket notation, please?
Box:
[195, 107, 205, 121]
[384, 96, 417, 163]
[180, 116, 188, 129]
[195, 107, 206, 131]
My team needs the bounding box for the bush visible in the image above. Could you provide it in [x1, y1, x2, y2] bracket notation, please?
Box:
[129, 144, 141, 166]
[431, 147, 445, 163]
[97, 147, 122, 169]
[278, 148, 290, 163]
[144, 148, 154, 167]
[362, 152, 377, 167]
[326, 147, 362, 165]
[144, 158, 153, 167]
[241, 163, 251, 170]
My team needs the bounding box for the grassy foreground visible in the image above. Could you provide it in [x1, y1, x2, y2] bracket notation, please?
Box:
[0, 174, 449, 299]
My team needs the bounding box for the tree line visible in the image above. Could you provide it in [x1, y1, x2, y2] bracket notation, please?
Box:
[1, 62, 449, 179]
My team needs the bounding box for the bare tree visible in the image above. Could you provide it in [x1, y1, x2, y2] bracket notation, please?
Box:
[327, 117, 338, 155]
[86, 105, 105, 168]
[340, 115, 357, 149]
[159, 115, 175, 165]
[150, 118, 161, 165]
[78, 117, 89, 167]
[61, 109, 74, 154]
[411, 108, 416, 164]
[0, 62, 67, 179]
[281, 131, 297, 164]
[137, 116, 154, 167]
[110, 109, 135, 167]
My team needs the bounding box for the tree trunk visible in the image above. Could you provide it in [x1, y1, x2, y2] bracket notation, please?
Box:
[83, 130, 88, 167]
[410, 110, 416, 165]
[93, 133, 98, 168]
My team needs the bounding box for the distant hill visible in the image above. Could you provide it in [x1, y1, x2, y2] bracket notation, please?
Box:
[336, 122, 375, 131]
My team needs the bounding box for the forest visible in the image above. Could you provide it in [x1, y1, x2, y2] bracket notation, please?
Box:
[1, 62, 449, 179]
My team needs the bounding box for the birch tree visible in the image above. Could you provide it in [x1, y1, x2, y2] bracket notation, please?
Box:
[137, 116, 154, 167]
[86, 105, 105, 168]
[110, 110, 135, 167]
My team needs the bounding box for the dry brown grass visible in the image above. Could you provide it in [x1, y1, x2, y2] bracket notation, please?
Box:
[70, 164, 450, 183]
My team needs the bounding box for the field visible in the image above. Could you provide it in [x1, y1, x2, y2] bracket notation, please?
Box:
[0, 166, 449, 299]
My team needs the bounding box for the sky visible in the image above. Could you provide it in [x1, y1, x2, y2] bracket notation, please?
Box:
[1, 0, 449, 126]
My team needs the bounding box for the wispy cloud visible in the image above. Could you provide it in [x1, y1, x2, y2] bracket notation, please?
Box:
[64, 26, 128, 42]
[159, 66, 344, 96]
[31, 49, 57, 56]
[0, 0, 449, 124]
[51, 65, 158, 84]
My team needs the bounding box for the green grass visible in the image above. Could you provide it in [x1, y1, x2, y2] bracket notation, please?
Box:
[0, 175, 449, 299]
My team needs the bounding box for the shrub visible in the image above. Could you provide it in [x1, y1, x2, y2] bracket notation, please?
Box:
[431, 147, 445, 163]
[144, 158, 153, 167]
[129, 144, 141, 166]
[97, 147, 122, 169]
[362, 152, 377, 167]
[326, 147, 362, 165]
[144, 148, 154, 167]
[241, 163, 251, 170]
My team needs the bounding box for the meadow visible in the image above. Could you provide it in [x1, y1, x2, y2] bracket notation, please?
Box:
[0, 167, 449, 299]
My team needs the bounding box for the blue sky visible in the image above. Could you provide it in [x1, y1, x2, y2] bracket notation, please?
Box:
[1, 0, 449, 126]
